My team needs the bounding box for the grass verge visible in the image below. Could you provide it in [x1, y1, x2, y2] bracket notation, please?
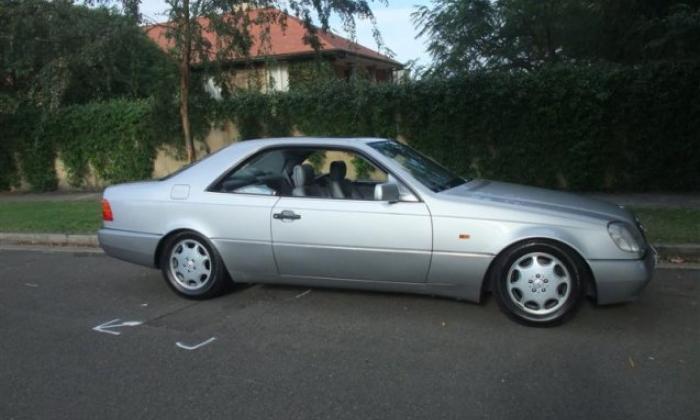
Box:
[0, 201, 101, 234]
[630, 207, 700, 244]
[0, 201, 697, 244]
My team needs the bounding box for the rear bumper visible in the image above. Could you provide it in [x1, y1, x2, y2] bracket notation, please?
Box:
[589, 247, 656, 305]
[98, 228, 161, 268]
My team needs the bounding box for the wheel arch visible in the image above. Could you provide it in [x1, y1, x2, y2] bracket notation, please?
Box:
[479, 237, 597, 300]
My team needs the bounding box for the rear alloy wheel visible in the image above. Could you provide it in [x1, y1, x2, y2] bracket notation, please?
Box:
[160, 232, 230, 299]
[493, 241, 585, 326]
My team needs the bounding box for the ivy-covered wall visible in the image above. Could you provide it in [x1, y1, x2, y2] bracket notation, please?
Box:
[2, 63, 699, 192]
[214, 63, 700, 192]
[1, 98, 175, 191]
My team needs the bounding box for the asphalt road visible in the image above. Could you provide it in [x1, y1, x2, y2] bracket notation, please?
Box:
[1, 249, 698, 420]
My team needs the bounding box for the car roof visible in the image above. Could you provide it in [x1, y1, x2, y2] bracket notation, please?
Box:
[233, 137, 388, 147]
[166, 137, 392, 187]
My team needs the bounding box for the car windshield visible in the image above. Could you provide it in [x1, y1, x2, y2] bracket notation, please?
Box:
[369, 140, 466, 192]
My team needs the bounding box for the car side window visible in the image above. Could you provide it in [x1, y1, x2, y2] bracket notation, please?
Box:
[213, 149, 289, 196]
[298, 150, 388, 200]
[302, 150, 387, 182]
[212, 146, 396, 200]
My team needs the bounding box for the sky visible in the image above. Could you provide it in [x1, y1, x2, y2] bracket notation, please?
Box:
[138, 0, 433, 65]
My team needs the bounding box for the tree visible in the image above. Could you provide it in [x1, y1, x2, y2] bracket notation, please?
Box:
[413, 0, 700, 75]
[0, 0, 175, 110]
[157, 0, 387, 162]
[413, 0, 499, 73]
[0, 0, 176, 191]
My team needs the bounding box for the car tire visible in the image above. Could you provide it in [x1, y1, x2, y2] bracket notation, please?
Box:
[159, 231, 230, 299]
[492, 240, 585, 326]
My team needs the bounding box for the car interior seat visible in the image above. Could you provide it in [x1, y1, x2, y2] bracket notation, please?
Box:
[328, 161, 354, 199]
[292, 164, 323, 197]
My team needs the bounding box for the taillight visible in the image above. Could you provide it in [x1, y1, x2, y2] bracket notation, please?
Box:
[102, 199, 114, 222]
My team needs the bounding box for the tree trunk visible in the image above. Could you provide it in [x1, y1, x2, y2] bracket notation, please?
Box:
[179, 0, 195, 162]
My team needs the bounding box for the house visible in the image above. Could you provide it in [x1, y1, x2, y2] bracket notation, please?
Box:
[144, 8, 402, 93]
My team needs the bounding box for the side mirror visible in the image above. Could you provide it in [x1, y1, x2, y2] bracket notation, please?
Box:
[374, 182, 400, 203]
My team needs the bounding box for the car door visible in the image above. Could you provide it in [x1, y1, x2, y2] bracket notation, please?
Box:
[271, 197, 432, 283]
[270, 149, 432, 284]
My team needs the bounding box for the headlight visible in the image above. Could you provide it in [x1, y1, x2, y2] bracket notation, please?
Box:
[608, 222, 644, 254]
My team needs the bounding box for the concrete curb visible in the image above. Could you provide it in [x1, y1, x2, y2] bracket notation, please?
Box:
[0, 232, 99, 247]
[0, 232, 699, 260]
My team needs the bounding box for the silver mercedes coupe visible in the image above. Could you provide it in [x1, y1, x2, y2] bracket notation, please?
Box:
[99, 137, 655, 326]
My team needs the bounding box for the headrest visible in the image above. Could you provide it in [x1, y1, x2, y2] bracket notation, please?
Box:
[292, 164, 315, 187]
[329, 161, 347, 181]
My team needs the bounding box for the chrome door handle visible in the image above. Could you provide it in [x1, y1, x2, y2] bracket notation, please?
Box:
[273, 210, 301, 220]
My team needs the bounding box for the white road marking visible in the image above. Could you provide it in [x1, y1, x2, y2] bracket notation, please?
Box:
[295, 289, 311, 299]
[92, 318, 143, 336]
[24, 283, 38, 288]
[176, 337, 217, 350]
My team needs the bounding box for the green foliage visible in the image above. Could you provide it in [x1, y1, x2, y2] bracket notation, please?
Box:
[285, 79, 400, 138]
[306, 151, 327, 171]
[397, 67, 612, 190]
[412, 0, 700, 75]
[2, 108, 57, 192]
[0, 143, 19, 191]
[3, 63, 699, 193]
[288, 60, 339, 89]
[212, 91, 293, 139]
[351, 156, 376, 180]
[211, 63, 700, 192]
[0, 112, 21, 190]
[0, 0, 176, 110]
[17, 121, 59, 192]
[53, 99, 165, 186]
[2, 99, 170, 191]
[0, 0, 178, 191]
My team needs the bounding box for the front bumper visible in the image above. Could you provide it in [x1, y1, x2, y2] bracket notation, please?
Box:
[98, 228, 161, 268]
[588, 247, 656, 305]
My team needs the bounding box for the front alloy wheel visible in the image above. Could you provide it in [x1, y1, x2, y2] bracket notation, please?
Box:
[494, 241, 585, 326]
[506, 252, 572, 316]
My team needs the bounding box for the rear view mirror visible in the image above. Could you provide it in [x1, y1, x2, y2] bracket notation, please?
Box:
[374, 182, 400, 203]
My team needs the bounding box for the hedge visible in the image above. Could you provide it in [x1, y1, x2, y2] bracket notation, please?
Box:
[55, 99, 167, 186]
[213, 63, 700, 192]
[2, 63, 699, 192]
[1, 98, 174, 190]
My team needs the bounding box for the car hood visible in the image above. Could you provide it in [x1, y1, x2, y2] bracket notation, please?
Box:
[442, 179, 633, 223]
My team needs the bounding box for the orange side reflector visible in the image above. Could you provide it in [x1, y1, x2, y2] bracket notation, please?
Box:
[102, 199, 114, 222]
[458, 234, 470, 240]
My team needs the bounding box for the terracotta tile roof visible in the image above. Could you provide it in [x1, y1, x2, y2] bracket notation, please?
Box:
[144, 8, 401, 67]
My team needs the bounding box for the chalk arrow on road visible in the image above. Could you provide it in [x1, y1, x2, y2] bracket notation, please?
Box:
[93, 318, 143, 336]
[176, 337, 217, 350]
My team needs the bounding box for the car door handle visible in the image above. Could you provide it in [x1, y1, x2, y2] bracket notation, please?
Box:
[273, 210, 301, 221]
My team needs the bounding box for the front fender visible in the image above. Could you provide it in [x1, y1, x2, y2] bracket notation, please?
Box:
[503, 225, 591, 261]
